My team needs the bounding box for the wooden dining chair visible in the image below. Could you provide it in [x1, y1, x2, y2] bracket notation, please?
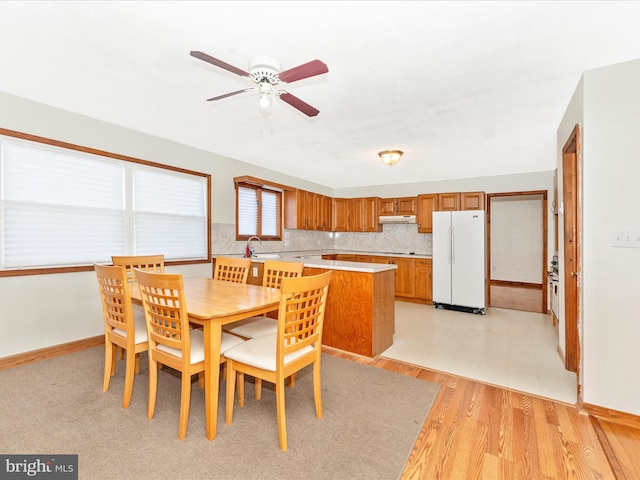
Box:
[213, 256, 251, 284]
[134, 269, 244, 440]
[111, 254, 165, 284]
[111, 255, 164, 360]
[224, 260, 304, 398]
[94, 264, 149, 409]
[224, 270, 332, 451]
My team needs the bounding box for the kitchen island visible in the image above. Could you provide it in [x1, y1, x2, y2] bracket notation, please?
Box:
[213, 254, 397, 357]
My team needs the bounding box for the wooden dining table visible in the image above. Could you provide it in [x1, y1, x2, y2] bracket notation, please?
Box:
[130, 277, 281, 440]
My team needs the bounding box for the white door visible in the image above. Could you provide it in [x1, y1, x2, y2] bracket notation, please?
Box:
[451, 210, 486, 309]
[432, 211, 452, 304]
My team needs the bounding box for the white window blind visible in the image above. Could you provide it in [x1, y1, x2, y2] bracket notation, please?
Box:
[237, 186, 258, 237]
[236, 182, 282, 240]
[133, 167, 208, 260]
[261, 190, 278, 237]
[0, 135, 209, 270]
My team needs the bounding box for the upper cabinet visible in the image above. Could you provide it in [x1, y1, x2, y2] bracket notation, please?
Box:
[435, 192, 485, 211]
[461, 192, 486, 210]
[436, 192, 460, 211]
[331, 198, 350, 232]
[285, 189, 332, 231]
[283, 183, 482, 232]
[379, 197, 417, 216]
[417, 194, 438, 233]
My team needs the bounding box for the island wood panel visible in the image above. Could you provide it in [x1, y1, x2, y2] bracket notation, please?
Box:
[303, 266, 395, 357]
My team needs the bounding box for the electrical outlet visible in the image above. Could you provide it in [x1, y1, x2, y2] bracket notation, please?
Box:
[610, 230, 640, 248]
[253, 267, 258, 277]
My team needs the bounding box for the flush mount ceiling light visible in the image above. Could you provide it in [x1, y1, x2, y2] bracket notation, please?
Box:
[379, 150, 403, 166]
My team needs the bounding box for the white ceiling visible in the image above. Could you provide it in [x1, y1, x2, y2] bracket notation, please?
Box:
[1, 1, 640, 189]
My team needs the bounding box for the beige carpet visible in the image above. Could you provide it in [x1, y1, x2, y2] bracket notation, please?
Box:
[0, 346, 439, 480]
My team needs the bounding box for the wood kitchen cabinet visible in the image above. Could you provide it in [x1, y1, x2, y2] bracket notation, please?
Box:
[437, 192, 461, 211]
[417, 194, 437, 233]
[436, 191, 485, 212]
[461, 191, 486, 210]
[379, 197, 417, 216]
[415, 259, 433, 302]
[284, 189, 332, 230]
[392, 257, 416, 298]
[350, 197, 381, 232]
[331, 198, 350, 232]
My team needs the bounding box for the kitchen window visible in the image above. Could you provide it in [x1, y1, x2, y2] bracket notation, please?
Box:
[235, 181, 282, 241]
[0, 130, 211, 275]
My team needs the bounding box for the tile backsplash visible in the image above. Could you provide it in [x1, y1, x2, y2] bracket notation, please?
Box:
[212, 223, 432, 256]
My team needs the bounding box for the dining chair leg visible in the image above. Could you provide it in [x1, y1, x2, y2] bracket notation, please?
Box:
[275, 376, 288, 451]
[289, 373, 296, 388]
[255, 378, 262, 400]
[110, 344, 117, 376]
[178, 372, 191, 440]
[135, 353, 141, 375]
[147, 357, 158, 421]
[313, 360, 323, 419]
[225, 361, 236, 425]
[103, 341, 115, 392]
[237, 372, 245, 407]
[122, 349, 136, 409]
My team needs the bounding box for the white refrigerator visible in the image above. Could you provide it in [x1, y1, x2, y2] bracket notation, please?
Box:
[432, 210, 487, 314]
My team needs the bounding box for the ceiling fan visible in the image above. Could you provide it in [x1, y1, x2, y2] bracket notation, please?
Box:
[190, 51, 328, 117]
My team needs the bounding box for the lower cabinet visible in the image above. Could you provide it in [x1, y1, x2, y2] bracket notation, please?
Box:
[415, 259, 433, 302]
[349, 254, 432, 303]
[393, 257, 416, 298]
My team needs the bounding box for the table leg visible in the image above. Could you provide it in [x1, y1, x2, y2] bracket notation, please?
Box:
[204, 321, 222, 440]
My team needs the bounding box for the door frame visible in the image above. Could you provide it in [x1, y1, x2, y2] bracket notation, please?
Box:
[486, 191, 548, 312]
[561, 124, 582, 377]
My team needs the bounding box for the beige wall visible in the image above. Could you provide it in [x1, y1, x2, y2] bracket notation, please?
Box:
[558, 57, 640, 416]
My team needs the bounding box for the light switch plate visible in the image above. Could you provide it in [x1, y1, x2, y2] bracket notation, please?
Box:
[611, 230, 640, 248]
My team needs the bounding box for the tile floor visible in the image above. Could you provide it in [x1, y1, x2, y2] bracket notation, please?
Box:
[381, 302, 578, 404]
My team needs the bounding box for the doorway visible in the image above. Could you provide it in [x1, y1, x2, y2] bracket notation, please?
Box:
[487, 191, 548, 313]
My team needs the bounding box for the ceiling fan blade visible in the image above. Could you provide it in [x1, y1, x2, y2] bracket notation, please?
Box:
[278, 59, 328, 83]
[278, 92, 320, 117]
[190, 51, 250, 77]
[207, 88, 255, 101]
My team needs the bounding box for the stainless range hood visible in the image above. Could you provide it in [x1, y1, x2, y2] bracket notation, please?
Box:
[379, 215, 417, 224]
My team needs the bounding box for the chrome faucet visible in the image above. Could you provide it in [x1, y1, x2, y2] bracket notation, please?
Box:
[245, 236, 262, 257]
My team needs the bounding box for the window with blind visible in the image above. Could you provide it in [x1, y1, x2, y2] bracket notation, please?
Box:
[236, 183, 282, 240]
[0, 132, 210, 273]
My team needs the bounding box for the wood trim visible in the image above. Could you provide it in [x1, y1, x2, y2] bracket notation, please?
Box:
[0, 259, 211, 278]
[486, 190, 548, 312]
[582, 402, 640, 430]
[489, 279, 543, 289]
[0, 335, 105, 370]
[233, 175, 295, 192]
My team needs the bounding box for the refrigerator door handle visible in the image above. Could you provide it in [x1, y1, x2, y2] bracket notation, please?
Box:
[447, 226, 452, 264]
[451, 226, 455, 265]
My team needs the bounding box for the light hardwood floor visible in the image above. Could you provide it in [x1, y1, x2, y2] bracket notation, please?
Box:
[324, 346, 640, 480]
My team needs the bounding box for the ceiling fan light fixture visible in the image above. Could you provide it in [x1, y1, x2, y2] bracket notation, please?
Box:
[379, 150, 403, 166]
[259, 93, 271, 109]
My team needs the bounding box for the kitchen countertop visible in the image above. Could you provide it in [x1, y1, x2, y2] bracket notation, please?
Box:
[212, 250, 432, 274]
